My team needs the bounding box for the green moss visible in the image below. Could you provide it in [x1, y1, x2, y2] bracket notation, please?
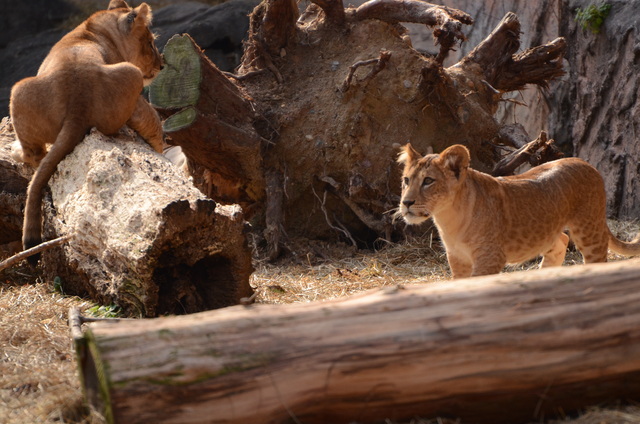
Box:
[85, 330, 115, 424]
[575, 2, 612, 34]
[163, 107, 197, 132]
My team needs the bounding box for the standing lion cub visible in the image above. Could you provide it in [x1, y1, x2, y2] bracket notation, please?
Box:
[397, 143, 640, 278]
[10, 0, 164, 259]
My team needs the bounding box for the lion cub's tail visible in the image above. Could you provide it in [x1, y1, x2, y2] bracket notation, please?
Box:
[23, 121, 87, 263]
[608, 228, 640, 257]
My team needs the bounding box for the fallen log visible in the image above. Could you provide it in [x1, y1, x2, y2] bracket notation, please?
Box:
[71, 259, 640, 424]
[0, 123, 255, 317]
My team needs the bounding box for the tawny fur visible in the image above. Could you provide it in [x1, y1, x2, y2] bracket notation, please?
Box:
[9, 0, 164, 257]
[397, 143, 640, 278]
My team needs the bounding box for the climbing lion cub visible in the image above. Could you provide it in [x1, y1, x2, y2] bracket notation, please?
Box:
[10, 0, 164, 257]
[397, 143, 640, 278]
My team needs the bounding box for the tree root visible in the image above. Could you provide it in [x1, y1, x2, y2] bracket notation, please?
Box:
[354, 0, 473, 63]
[340, 50, 392, 92]
[460, 12, 565, 91]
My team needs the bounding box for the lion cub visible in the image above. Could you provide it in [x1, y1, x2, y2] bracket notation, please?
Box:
[10, 0, 165, 258]
[397, 143, 640, 278]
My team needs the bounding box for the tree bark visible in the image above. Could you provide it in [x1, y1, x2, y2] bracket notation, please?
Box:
[0, 118, 29, 256]
[0, 123, 254, 317]
[72, 259, 640, 424]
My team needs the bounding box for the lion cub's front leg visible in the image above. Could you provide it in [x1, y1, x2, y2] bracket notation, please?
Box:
[470, 249, 507, 277]
[447, 254, 473, 279]
[127, 96, 164, 153]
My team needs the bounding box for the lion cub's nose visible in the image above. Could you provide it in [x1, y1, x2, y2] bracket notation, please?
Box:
[403, 200, 415, 207]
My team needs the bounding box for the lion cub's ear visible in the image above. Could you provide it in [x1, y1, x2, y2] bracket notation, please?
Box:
[440, 144, 470, 179]
[397, 143, 421, 165]
[108, 0, 129, 10]
[135, 3, 153, 25]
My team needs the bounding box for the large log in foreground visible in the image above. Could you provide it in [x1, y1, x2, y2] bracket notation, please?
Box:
[36, 129, 254, 317]
[72, 259, 640, 424]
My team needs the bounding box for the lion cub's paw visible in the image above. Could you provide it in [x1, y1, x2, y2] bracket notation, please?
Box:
[10, 140, 25, 163]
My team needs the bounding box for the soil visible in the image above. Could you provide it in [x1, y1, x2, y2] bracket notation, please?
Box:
[239, 12, 502, 243]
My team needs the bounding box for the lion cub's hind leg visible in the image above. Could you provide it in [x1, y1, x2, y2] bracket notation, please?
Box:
[540, 232, 569, 268]
[97, 63, 163, 154]
[571, 230, 609, 264]
[570, 225, 609, 264]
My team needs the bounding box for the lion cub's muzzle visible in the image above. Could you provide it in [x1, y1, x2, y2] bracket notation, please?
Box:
[143, 54, 164, 86]
[398, 199, 430, 225]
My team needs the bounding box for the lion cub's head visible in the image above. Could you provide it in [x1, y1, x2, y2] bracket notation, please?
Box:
[94, 1, 163, 84]
[397, 144, 470, 225]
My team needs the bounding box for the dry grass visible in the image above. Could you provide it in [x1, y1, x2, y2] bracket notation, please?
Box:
[0, 265, 100, 424]
[251, 235, 449, 305]
[1, 221, 639, 423]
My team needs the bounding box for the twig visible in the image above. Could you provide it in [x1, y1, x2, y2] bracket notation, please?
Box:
[240, 289, 260, 305]
[222, 68, 269, 81]
[340, 50, 392, 92]
[0, 234, 74, 272]
[312, 185, 357, 246]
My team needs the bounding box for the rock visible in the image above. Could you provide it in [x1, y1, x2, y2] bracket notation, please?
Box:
[153, 0, 260, 71]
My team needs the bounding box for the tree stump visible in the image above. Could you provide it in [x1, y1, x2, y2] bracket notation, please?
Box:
[71, 259, 640, 424]
[0, 121, 254, 317]
[151, 1, 566, 250]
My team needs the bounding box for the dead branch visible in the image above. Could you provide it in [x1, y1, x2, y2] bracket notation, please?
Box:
[312, 183, 357, 246]
[459, 13, 565, 91]
[340, 50, 391, 92]
[493, 37, 567, 91]
[417, 58, 458, 121]
[0, 234, 73, 272]
[354, 1, 473, 63]
[492, 131, 564, 176]
[320, 175, 387, 235]
[222, 69, 269, 81]
[491, 123, 532, 151]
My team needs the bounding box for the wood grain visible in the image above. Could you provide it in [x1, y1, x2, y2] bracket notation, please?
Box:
[78, 259, 640, 423]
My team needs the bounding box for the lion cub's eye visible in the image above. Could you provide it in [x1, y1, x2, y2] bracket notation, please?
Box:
[422, 177, 434, 187]
[403, 177, 409, 186]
